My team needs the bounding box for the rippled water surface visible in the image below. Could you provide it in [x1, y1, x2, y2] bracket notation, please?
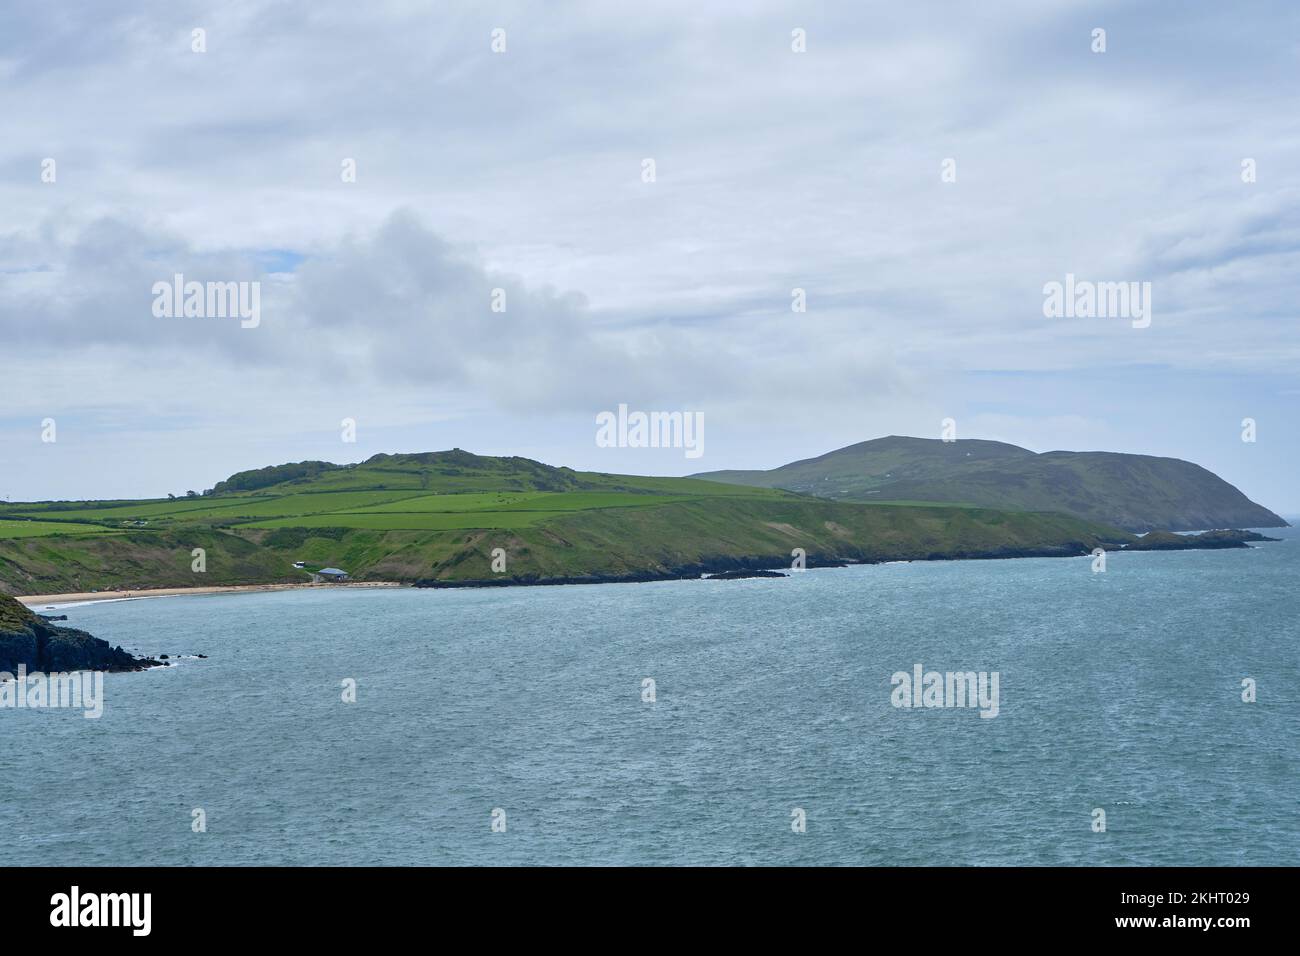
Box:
[6, 527, 1298, 865]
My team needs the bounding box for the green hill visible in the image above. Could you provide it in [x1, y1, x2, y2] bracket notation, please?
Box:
[0, 449, 1133, 594]
[692, 436, 1287, 533]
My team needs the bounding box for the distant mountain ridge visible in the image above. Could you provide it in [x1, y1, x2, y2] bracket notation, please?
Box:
[692, 436, 1287, 533]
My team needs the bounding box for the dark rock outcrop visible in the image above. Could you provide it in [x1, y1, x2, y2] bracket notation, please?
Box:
[1124, 529, 1281, 551]
[0, 595, 161, 674]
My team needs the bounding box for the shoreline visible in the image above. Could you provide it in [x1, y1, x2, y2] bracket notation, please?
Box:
[12, 529, 1283, 605]
[17, 581, 405, 608]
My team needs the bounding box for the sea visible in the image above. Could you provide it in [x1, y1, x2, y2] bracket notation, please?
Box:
[5, 525, 1297, 866]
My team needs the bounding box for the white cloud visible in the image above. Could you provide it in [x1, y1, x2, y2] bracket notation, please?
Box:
[1, 0, 1297, 507]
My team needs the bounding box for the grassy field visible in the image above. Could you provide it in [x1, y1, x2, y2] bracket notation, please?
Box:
[0, 520, 119, 539]
[243, 511, 569, 530]
[0, 449, 1134, 594]
[1, 489, 755, 531]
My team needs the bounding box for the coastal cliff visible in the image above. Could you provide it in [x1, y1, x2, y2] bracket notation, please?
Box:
[1125, 529, 1280, 551]
[0, 595, 160, 673]
[0, 449, 1287, 594]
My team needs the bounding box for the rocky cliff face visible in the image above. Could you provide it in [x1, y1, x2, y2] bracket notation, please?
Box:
[0, 595, 159, 674]
[1125, 529, 1280, 551]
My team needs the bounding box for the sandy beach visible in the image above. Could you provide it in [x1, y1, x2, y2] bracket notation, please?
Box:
[17, 581, 405, 607]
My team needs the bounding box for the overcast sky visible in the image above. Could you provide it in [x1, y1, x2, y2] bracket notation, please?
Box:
[1, 0, 1296, 512]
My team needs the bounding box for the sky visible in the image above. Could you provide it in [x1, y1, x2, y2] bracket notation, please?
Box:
[1, 0, 1297, 512]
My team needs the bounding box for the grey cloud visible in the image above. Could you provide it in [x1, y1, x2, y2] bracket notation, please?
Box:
[0, 209, 911, 416]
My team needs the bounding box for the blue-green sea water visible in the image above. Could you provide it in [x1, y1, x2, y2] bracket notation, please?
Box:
[5, 527, 1298, 866]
